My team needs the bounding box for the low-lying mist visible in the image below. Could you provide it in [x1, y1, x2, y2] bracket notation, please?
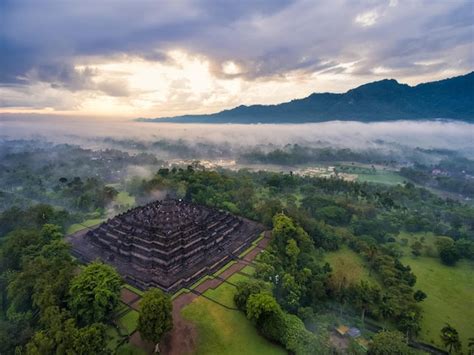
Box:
[1, 115, 473, 162]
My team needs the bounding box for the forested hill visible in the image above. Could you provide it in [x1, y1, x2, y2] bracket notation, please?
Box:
[139, 72, 474, 124]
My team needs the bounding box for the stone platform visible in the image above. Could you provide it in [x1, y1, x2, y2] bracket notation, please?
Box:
[67, 198, 264, 293]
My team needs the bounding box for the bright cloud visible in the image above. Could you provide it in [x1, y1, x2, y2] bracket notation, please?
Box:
[0, 0, 472, 118]
[355, 10, 380, 27]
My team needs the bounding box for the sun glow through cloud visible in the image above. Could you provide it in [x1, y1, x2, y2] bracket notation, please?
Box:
[0, 0, 472, 118]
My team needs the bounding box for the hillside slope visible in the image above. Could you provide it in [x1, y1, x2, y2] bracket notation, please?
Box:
[139, 72, 474, 123]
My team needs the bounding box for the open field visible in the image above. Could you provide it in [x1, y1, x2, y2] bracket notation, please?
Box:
[117, 309, 140, 336]
[105, 326, 124, 352]
[181, 274, 286, 355]
[324, 241, 474, 353]
[333, 164, 405, 185]
[393, 232, 473, 352]
[324, 246, 379, 286]
[105, 322, 145, 354]
[116, 343, 147, 355]
[401, 255, 474, 352]
[356, 171, 405, 185]
[240, 265, 256, 275]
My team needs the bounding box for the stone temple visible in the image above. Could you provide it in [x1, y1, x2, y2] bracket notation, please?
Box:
[68, 198, 264, 292]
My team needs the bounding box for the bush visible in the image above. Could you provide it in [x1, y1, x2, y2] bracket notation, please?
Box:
[281, 313, 323, 354]
[246, 292, 282, 325]
[234, 280, 271, 311]
[368, 331, 413, 355]
[246, 292, 328, 354]
[260, 310, 286, 342]
[436, 237, 460, 266]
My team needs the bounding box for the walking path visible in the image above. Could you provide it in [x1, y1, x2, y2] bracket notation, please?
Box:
[155, 231, 272, 355]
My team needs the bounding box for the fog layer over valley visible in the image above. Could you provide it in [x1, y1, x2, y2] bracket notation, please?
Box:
[2, 116, 473, 208]
[1, 115, 473, 160]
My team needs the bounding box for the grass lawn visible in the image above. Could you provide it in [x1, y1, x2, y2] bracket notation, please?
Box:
[105, 325, 124, 352]
[401, 255, 474, 352]
[116, 301, 131, 315]
[66, 218, 105, 234]
[181, 279, 286, 355]
[116, 343, 147, 355]
[116, 191, 135, 206]
[239, 265, 256, 276]
[227, 272, 251, 285]
[201, 273, 250, 308]
[117, 310, 140, 335]
[356, 171, 405, 185]
[202, 278, 241, 308]
[325, 246, 379, 286]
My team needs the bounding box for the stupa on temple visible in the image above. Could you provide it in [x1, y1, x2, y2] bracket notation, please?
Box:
[68, 197, 264, 292]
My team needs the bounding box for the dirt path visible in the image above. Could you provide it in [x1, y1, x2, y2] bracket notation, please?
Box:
[159, 232, 271, 355]
[120, 288, 141, 306]
[159, 292, 199, 355]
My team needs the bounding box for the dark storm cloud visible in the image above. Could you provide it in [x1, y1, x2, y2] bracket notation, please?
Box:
[0, 0, 472, 96]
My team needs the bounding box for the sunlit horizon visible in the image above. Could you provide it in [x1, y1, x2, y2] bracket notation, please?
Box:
[1, 0, 472, 118]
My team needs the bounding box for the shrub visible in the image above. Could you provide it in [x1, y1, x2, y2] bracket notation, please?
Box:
[234, 280, 271, 311]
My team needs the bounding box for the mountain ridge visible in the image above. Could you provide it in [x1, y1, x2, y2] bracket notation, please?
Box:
[138, 72, 474, 124]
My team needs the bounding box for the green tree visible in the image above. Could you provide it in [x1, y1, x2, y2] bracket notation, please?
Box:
[410, 241, 423, 257]
[246, 292, 286, 342]
[0, 229, 42, 270]
[25, 306, 109, 354]
[368, 330, 413, 354]
[0, 224, 63, 271]
[378, 297, 397, 330]
[352, 281, 381, 324]
[73, 323, 109, 354]
[436, 237, 460, 266]
[234, 279, 271, 311]
[137, 288, 173, 345]
[281, 313, 328, 355]
[467, 337, 474, 355]
[398, 305, 422, 339]
[7, 239, 75, 316]
[413, 290, 427, 302]
[68, 261, 121, 325]
[440, 324, 462, 354]
[281, 272, 302, 312]
[285, 238, 300, 268]
[272, 213, 313, 256]
[246, 292, 282, 324]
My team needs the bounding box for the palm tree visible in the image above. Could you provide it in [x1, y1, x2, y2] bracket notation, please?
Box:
[440, 323, 462, 354]
[378, 298, 395, 330]
[364, 244, 378, 276]
[353, 280, 380, 324]
[467, 337, 474, 355]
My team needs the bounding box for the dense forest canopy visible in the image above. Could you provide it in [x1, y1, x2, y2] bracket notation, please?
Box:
[1, 137, 473, 354]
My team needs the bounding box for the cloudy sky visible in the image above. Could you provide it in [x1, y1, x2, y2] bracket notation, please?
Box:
[0, 0, 472, 118]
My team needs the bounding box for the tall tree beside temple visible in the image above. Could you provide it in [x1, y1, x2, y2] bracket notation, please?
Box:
[137, 288, 173, 345]
[68, 261, 122, 325]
